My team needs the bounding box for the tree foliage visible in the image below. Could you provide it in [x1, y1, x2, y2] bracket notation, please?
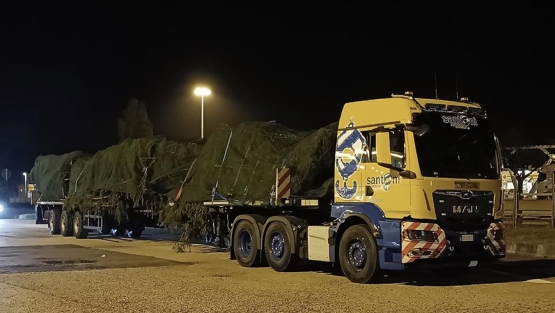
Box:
[502, 147, 553, 197]
[117, 98, 154, 142]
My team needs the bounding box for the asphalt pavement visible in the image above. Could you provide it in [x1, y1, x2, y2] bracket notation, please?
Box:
[1, 219, 555, 312]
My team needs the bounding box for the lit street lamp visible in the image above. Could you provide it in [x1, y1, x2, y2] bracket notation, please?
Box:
[194, 86, 211, 139]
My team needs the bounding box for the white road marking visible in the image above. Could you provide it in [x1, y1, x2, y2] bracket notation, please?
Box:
[487, 269, 554, 284]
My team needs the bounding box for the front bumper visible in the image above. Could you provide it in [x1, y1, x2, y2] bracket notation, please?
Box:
[400, 221, 506, 266]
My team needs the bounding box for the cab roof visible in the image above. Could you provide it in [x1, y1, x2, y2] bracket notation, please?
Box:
[338, 92, 486, 130]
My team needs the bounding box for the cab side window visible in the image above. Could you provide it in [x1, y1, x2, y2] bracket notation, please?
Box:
[389, 128, 406, 168]
[360, 131, 377, 163]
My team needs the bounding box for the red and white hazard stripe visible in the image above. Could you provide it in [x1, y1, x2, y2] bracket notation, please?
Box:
[486, 222, 506, 255]
[401, 221, 447, 263]
[276, 168, 291, 199]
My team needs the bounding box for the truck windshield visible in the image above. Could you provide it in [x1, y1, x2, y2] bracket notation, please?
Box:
[412, 112, 499, 179]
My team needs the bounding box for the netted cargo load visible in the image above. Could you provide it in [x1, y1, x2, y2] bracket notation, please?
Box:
[65, 137, 203, 212]
[67, 154, 92, 196]
[149, 138, 203, 196]
[161, 121, 338, 250]
[175, 121, 337, 205]
[29, 151, 92, 201]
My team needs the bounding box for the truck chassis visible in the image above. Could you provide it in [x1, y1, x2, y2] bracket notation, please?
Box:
[203, 201, 505, 283]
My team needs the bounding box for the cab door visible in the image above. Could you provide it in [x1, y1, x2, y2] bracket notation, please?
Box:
[361, 127, 412, 219]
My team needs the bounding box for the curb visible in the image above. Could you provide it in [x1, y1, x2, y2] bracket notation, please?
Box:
[506, 242, 555, 258]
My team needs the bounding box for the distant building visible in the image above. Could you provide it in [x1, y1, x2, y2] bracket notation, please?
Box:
[9, 184, 31, 204]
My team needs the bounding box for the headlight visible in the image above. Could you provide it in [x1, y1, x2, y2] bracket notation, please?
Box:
[0, 204, 4, 212]
[405, 230, 437, 242]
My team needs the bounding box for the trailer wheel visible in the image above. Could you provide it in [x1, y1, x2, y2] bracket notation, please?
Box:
[60, 211, 74, 237]
[73, 211, 88, 239]
[264, 222, 297, 272]
[338, 224, 379, 284]
[233, 220, 260, 267]
[48, 208, 61, 235]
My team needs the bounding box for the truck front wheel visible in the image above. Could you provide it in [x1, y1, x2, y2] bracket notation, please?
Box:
[233, 220, 260, 267]
[338, 224, 379, 284]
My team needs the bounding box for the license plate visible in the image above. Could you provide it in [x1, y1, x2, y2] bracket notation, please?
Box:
[461, 234, 474, 242]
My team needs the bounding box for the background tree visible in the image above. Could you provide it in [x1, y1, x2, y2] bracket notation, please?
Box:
[117, 98, 154, 142]
[502, 147, 554, 199]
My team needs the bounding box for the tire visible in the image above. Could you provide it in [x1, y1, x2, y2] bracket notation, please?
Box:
[60, 210, 74, 237]
[264, 222, 297, 272]
[48, 209, 61, 235]
[338, 224, 380, 284]
[73, 211, 88, 239]
[232, 220, 260, 267]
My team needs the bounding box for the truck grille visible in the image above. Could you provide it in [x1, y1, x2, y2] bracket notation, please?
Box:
[432, 190, 494, 230]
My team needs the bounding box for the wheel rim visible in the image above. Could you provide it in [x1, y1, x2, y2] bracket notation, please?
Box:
[49, 215, 54, 230]
[238, 230, 252, 258]
[269, 232, 285, 260]
[61, 215, 66, 232]
[348, 239, 367, 269]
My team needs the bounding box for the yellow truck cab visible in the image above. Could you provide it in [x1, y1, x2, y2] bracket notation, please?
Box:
[328, 91, 505, 281]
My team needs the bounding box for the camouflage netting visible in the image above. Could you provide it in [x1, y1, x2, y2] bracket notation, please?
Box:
[30, 121, 338, 252]
[29, 151, 92, 201]
[160, 121, 338, 250]
[64, 138, 203, 215]
[30, 138, 203, 217]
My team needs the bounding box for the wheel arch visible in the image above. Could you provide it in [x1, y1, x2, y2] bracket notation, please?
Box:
[334, 213, 381, 264]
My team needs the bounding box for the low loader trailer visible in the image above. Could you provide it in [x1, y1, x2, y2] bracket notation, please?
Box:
[35, 197, 158, 239]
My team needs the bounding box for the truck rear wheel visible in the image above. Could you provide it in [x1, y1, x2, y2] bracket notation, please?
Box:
[73, 211, 88, 239]
[60, 211, 74, 237]
[233, 220, 260, 267]
[264, 222, 297, 272]
[338, 224, 379, 284]
[48, 209, 61, 235]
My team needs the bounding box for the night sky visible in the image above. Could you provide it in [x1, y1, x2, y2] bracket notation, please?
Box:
[0, 4, 553, 184]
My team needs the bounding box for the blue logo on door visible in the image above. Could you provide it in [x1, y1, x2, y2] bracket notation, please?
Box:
[335, 118, 366, 199]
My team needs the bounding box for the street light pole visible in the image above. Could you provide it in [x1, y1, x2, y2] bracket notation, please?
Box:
[194, 86, 211, 139]
[201, 95, 204, 139]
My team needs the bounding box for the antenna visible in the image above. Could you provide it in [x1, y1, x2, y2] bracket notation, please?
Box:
[455, 78, 459, 100]
[434, 71, 438, 99]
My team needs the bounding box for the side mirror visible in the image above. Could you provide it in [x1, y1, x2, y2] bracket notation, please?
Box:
[376, 132, 391, 166]
[407, 124, 430, 137]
